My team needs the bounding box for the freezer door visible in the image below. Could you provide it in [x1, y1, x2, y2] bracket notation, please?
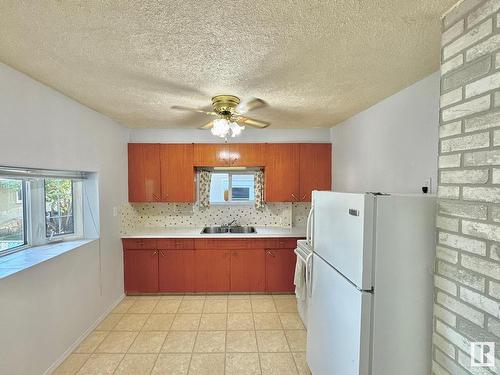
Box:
[306, 254, 372, 375]
[313, 191, 375, 290]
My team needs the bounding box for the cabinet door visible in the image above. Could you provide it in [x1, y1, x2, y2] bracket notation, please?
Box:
[230, 249, 266, 292]
[124, 250, 159, 293]
[159, 250, 195, 292]
[265, 248, 297, 292]
[230, 144, 265, 167]
[193, 144, 230, 166]
[128, 143, 161, 202]
[195, 249, 231, 292]
[160, 144, 195, 202]
[264, 143, 300, 202]
[299, 143, 332, 202]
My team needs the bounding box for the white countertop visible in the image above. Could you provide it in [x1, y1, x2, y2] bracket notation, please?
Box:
[121, 226, 306, 239]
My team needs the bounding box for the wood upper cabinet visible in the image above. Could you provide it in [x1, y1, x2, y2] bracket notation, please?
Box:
[195, 249, 231, 292]
[159, 249, 195, 292]
[230, 144, 265, 167]
[128, 144, 161, 202]
[230, 249, 266, 292]
[193, 144, 229, 167]
[265, 248, 296, 292]
[264, 143, 332, 202]
[299, 143, 332, 202]
[264, 143, 301, 202]
[160, 144, 195, 202]
[124, 249, 159, 293]
[193, 143, 265, 167]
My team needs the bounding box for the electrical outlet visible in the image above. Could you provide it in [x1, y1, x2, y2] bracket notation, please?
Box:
[422, 178, 432, 194]
[113, 206, 118, 217]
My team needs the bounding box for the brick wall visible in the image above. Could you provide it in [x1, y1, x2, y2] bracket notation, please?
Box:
[435, 1, 500, 374]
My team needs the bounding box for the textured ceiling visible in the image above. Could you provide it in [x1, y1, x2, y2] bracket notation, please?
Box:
[0, 1, 456, 129]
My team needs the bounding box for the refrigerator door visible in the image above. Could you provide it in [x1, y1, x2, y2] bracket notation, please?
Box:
[312, 191, 375, 290]
[307, 254, 372, 375]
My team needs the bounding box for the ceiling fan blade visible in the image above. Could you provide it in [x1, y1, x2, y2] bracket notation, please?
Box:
[236, 98, 268, 113]
[171, 105, 216, 116]
[236, 116, 271, 128]
[199, 120, 214, 130]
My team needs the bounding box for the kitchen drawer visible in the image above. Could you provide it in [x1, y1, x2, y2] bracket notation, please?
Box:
[195, 238, 249, 250]
[122, 238, 157, 250]
[252, 238, 302, 249]
[157, 238, 195, 250]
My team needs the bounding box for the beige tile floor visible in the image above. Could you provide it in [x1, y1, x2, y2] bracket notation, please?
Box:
[54, 294, 311, 375]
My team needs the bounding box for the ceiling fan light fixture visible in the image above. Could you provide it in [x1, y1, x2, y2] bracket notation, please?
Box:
[210, 118, 245, 138]
[211, 118, 230, 137]
[229, 121, 245, 137]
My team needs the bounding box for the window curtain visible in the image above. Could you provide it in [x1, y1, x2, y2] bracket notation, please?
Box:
[199, 170, 211, 208]
[254, 170, 265, 210]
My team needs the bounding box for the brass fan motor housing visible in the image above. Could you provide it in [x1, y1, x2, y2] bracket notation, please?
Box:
[212, 95, 240, 117]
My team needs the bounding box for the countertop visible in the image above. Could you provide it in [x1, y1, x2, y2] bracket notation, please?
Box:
[121, 226, 306, 239]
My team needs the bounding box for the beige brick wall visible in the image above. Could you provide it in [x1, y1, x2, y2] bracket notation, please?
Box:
[435, 1, 500, 373]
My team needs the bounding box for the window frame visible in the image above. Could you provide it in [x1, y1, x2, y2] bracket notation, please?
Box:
[0, 175, 85, 257]
[205, 170, 256, 206]
[0, 178, 29, 257]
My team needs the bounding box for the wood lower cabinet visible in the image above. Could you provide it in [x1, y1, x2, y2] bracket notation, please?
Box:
[195, 249, 231, 292]
[124, 250, 159, 293]
[265, 248, 297, 292]
[122, 237, 301, 294]
[159, 250, 195, 292]
[230, 249, 266, 292]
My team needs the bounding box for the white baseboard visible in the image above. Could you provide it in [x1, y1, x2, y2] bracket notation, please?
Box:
[43, 293, 125, 375]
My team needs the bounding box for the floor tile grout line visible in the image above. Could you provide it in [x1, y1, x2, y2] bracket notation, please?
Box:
[185, 297, 204, 374]
[111, 297, 158, 374]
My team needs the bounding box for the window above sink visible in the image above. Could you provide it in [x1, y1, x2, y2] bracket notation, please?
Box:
[204, 171, 256, 205]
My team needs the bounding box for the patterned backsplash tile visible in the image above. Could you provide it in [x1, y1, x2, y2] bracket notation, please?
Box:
[121, 202, 311, 233]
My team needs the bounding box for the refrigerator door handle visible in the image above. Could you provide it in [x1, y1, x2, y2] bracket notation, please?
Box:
[306, 206, 314, 247]
[308, 255, 314, 296]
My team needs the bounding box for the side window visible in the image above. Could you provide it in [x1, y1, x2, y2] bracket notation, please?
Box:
[0, 178, 26, 254]
[44, 178, 75, 237]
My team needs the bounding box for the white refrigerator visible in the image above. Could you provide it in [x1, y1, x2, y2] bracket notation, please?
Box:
[306, 192, 436, 375]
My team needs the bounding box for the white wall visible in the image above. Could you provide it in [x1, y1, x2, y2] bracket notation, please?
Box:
[330, 72, 440, 194]
[130, 127, 331, 143]
[0, 63, 129, 374]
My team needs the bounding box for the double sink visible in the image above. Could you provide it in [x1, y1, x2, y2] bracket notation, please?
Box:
[201, 226, 257, 234]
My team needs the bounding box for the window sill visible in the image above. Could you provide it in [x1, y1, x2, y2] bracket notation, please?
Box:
[0, 239, 97, 280]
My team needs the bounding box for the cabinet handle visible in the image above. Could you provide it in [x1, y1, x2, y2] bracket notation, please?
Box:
[291, 193, 298, 202]
[152, 193, 160, 201]
[301, 194, 306, 201]
[152, 251, 158, 256]
[159, 250, 165, 257]
[266, 250, 275, 257]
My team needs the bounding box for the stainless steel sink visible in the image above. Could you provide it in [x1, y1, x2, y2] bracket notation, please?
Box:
[229, 226, 257, 234]
[201, 226, 230, 234]
[201, 226, 257, 234]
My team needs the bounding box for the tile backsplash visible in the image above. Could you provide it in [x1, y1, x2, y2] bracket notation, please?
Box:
[121, 202, 310, 233]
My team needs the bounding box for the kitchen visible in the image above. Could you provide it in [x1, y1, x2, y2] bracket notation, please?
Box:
[0, 1, 499, 375]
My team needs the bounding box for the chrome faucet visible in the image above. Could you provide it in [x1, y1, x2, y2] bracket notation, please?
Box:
[226, 219, 238, 227]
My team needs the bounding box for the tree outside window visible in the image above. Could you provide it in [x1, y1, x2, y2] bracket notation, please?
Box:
[45, 178, 74, 237]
